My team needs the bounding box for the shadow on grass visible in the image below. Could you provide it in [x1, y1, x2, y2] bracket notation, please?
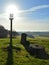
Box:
[5, 47, 13, 65]
[2, 46, 13, 65]
[2, 46, 21, 65]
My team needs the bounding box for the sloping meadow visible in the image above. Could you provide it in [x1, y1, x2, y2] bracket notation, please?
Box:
[0, 37, 49, 65]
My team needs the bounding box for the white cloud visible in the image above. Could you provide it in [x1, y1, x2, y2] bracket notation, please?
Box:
[20, 4, 49, 13]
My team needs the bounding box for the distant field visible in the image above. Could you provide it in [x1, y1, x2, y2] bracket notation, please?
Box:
[0, 36, 49, 65]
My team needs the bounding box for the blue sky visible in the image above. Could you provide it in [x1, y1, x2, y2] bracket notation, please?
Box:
[0, 0, 49, 31]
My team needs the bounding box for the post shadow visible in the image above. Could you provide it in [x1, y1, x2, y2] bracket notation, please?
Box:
[5, 47, 13, 65]
[4, 45, 21, 65]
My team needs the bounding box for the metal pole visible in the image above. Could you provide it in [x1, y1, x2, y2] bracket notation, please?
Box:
[10, 19, 12, 48]
[9, 14, 13, 49]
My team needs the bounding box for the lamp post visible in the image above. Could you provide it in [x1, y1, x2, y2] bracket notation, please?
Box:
[9, 14, 13, 48]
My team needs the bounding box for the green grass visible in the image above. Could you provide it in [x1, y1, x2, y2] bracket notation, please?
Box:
[0, 37, 49, 65]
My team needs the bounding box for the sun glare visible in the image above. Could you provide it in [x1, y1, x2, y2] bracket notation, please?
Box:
[6, 4, 19, 18]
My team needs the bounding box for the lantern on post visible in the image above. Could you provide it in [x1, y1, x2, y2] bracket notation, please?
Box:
[9, 14, 13, 48]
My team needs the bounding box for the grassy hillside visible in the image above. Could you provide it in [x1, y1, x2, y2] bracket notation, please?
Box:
[0, 36, 49, 65]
